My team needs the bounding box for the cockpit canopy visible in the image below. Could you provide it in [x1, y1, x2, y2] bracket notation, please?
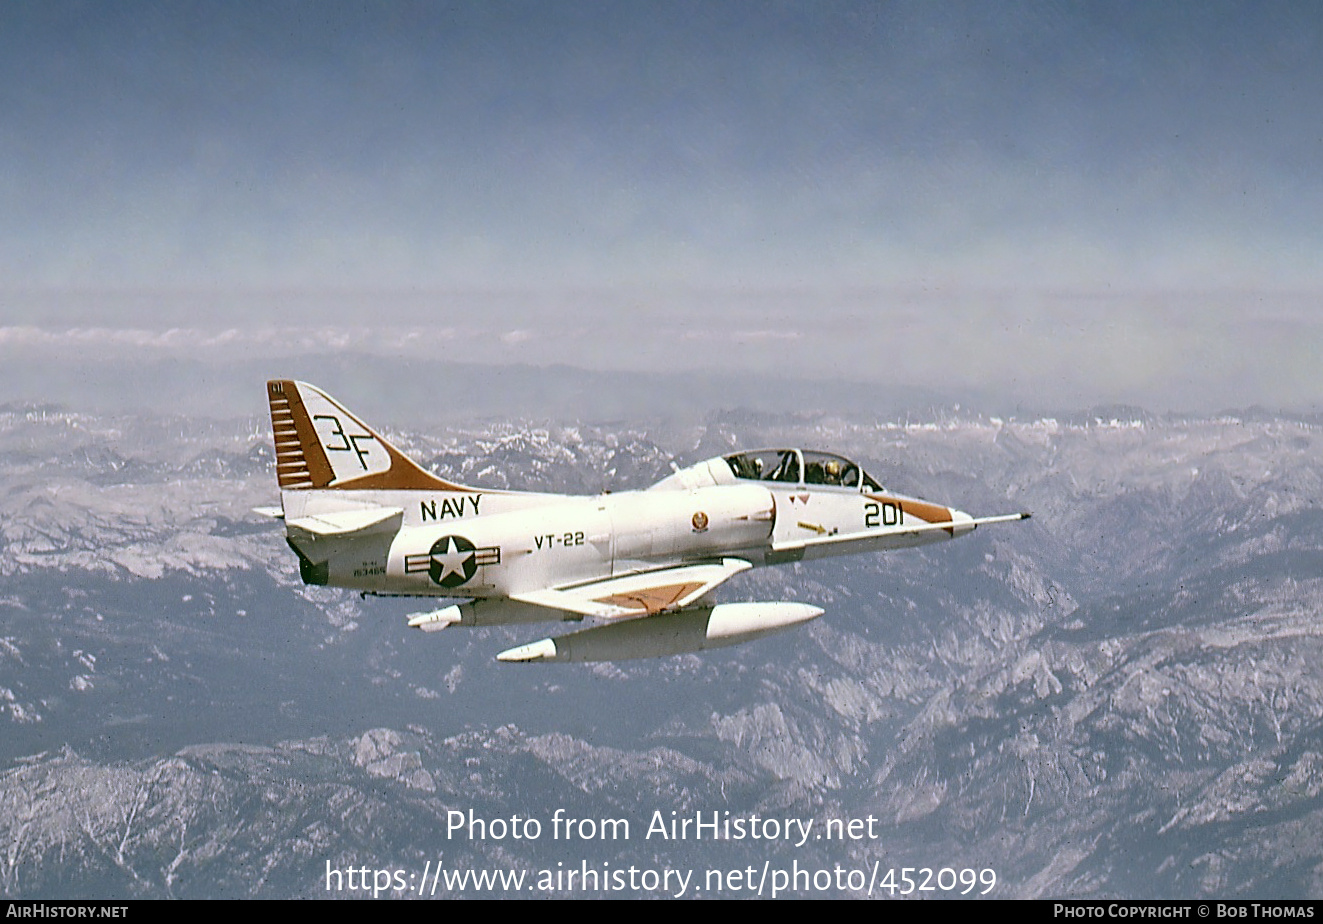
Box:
[723, 449, 883, 492]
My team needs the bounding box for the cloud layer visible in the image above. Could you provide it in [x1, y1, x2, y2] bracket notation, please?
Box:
[2, 2, 1320, 411]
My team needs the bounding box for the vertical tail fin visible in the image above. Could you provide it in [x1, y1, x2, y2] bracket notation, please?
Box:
[266, 380, 473, 491]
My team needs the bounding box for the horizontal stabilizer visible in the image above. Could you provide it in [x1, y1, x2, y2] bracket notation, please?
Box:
[252, 506, 285, 519]
[497, 601, 823, 663]
[285, 506, 403, 538]
[509, 558, 752, 620]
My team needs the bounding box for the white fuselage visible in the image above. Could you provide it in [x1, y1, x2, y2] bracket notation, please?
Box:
[283, 480, 774, 595]
[281, 455, 964, 598]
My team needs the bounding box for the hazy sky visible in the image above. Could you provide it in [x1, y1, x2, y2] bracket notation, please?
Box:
[2, 1, 1321, 413]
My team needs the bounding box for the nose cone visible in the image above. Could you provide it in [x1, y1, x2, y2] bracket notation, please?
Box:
[496, 638, 559, 662]
[703, 602, 824, 641]
[407, 605, 463, 632]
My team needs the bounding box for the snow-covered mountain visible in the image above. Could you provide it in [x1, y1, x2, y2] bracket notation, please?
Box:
[3, 401, 1323, 898]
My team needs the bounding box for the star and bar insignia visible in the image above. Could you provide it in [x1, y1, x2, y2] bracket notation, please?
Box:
[405, 536, 500, 588]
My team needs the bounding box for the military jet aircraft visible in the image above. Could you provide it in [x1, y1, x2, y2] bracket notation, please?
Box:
[260, 380, 1029, 663]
